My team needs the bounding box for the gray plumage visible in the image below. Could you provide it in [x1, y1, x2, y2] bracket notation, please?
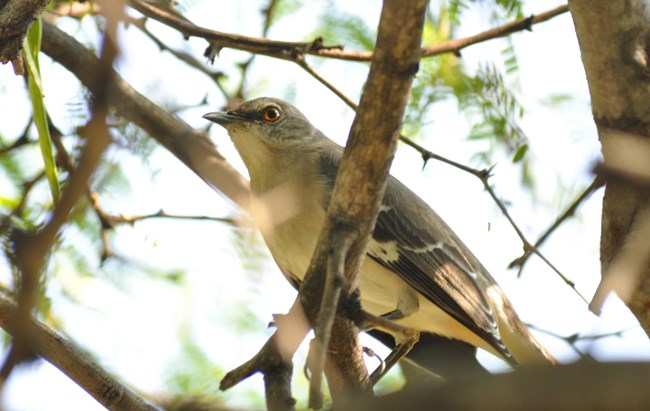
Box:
[204, 97, 555, 367]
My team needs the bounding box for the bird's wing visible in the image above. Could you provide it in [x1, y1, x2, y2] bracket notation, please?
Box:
[317, 144, 512, 361]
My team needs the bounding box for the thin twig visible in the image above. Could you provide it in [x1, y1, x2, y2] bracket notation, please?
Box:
[421, 5, 569, 58]
[0, 134, 31, 156]
[294, 55, 358, 110]
[526, 322, 632, 359]
[124, 15, 225, 88]
[412, 139, 588, 304]
[127, 0, 342, 63]
[509, 176, 605, 272]
[125, 0, 568, 64]
[90, 194, 242, 227]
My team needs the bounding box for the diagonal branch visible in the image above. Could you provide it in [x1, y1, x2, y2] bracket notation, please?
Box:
[127, 0, 342, 62]
[401, 137, 588, 303]
[125, 0, 568, 63]
[421, 5, 569, 58]
[298, 0, 429, 407]
[509, 176, 605, 271]
[1, 0, 122, 385]
[40, 21, 251, 214]
[0, 293, 158, 410]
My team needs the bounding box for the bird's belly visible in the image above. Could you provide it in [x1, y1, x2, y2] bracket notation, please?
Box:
[359, 258, 494, 354]
[264, 224, 494, 354]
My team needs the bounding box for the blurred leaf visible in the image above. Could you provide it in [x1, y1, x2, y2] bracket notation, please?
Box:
[268, 0, 303, 26]
[502, 40, 519, 75]
[0, 196, 20, 209]
[493, 0, 524, 19]
[461, 63, 527, 152]
[512, 142, 527, 163]
[448, 0, 524, 25]
[404, 6, 469, 132]
[448, 0, 469, 25]
[542, 93, 574, 107]
[315, 10, 375, 50]
[23, 19, 60, 202]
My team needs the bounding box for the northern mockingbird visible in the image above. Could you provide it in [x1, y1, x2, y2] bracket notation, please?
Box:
[204, 97, 555, 373]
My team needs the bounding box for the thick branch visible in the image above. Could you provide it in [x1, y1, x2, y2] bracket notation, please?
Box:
[569, 0, 650, 332]
[0, 294, 157, 410]
[40, 21, 251, 213]
[220, 301, 310, 411]
[298, 0, 429, 407]
[349, 361, 650, 410]
[0, 0, 51, 71]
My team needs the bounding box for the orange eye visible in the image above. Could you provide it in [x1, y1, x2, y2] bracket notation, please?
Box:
[262, 107, 281, 123]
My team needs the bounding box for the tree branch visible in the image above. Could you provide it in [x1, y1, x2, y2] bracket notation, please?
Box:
[349, 361, 650, 410]
[420, 5, 569, 58]
[297, 0, 429, 407]
[509, 176, 605, 272]
[569, 0, 650, 332]
[127, 0, 342, 63]
[40, 21, 252, 214]
[124, 0, 568, 64]
[220, 300, 310, 411]
[0, 0, 51, 72]
[1, 0, 122, 384]
[399, 136, 588, 303]
[0, 293, 158, 410]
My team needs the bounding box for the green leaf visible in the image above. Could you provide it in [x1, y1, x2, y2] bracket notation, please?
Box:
[512, 143, 528, 163]
[0, 196, 20, 209]
[23, 18, 60, 202]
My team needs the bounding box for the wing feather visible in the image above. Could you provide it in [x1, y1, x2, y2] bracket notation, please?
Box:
[317, 143, 512, 360]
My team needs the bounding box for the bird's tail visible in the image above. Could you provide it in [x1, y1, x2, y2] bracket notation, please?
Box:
[488, 286, 557, 366]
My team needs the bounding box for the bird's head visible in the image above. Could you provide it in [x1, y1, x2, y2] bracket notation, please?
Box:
[203, 97, 327, 194]
[203, 97, 320, 147]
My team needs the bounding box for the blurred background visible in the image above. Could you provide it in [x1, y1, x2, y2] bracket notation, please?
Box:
[1, 0, 648, 409]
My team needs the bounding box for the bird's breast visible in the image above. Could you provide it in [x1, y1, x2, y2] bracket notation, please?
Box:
[251, 178, 327, 282]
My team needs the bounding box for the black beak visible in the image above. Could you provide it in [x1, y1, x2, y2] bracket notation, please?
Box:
[203, 111, 236, 126]
[203, 111, 243, 127]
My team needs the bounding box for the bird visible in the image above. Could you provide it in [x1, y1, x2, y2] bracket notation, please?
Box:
[203, 97, 555, 377]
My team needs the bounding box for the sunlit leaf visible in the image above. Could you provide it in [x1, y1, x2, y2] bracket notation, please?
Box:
[23, 18, 60, 202]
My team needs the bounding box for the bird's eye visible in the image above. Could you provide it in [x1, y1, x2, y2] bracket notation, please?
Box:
[262, 107, 281, 123]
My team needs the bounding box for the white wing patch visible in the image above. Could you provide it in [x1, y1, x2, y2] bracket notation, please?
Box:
[402, 241, 443, 254]
[367, 239, 400, 263]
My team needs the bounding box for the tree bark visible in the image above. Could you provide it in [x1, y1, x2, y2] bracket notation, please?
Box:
[0, 0, 51, 70]
[349, 361, 650, 411]
[298, 0, 429, 406]
[0, 294, 158, 410]
[40, 21, 252, 213]
[569, 0, 650, 334]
